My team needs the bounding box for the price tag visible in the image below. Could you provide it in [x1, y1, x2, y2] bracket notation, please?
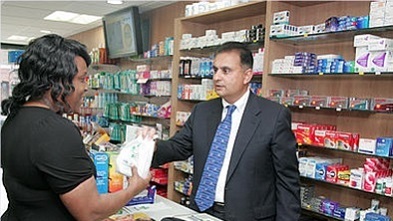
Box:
[359, 72, 364, 76]
[299, 105, 304, 109]
[336, 107, 342, 112]
[304, 33, 309, 38]
[375, 72, 381, 75]
[319, 72, 324, 76]
[315, 106, 321, 110]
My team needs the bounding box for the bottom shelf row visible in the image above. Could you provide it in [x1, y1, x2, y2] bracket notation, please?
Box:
[172, 177, 392, 221]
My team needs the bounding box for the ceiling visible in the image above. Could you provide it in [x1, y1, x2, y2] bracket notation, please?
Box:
[1, 1, 177, 46]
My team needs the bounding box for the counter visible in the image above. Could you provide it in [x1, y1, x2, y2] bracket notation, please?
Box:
[123, 195, 222, 221]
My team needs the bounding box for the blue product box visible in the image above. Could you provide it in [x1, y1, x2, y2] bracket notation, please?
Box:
[365, 212, 391, 221]
[375, 137, 393, 157]
[90, 151, 109, 194]
[333, 207, 346, 219]
[8, 50, 24, 63]
[315, 163, 329, 180]
[126, 185, 156, 206]
[96, 176, 108, 194]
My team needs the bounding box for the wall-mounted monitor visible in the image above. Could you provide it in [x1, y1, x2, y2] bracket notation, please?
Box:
[102, 6, 143, 59]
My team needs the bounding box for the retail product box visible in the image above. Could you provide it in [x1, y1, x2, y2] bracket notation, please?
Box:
[328, 96, 349, 109]
[349, 168, 364, 190]
[312, 129, 326, 147]
[314, 23, 326, 34]
[294, 124, 316, 145]
[368, 38, 393, 51]
[90, 151, 109, 194]
[371, 98, 393, 112]
[273, 11, 290, 25]
[107, 151, 124, 193]
[324, 130, 337, 149]
[297, 25, 314, 36]
[314, 162, 329, 180]
[176, 111, 191, 126]
[337, 169, 351, 186]
[280, 96, 294, 106]
[375, 137, 393, 157]
[268, 89, 285, 97]
[336, 132, 360, 152]
[293, 95, 311, 107]
[354, 46, 371, 72]
[326, 164, 349, 183]
[354, 34, 381, 47]
[369, 50, 393, 72]
[349, 97, 371, 110]
[358, 138, 377, 155]
[310, 95, 329, 108]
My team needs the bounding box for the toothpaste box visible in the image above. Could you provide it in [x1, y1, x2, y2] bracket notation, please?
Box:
[353, 34, 381, 47]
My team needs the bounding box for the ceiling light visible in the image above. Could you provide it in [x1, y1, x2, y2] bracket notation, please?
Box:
[107, 0, 123, 5]
[7, 35, 29, 41]
[40, 30, 52, 34]
[44, 11, 79, 22]
[44, 11, 101, 25]
[70, 14, 102, 25]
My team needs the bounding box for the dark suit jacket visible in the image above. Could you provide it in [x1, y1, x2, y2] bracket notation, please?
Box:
[152, 92, 301, 221]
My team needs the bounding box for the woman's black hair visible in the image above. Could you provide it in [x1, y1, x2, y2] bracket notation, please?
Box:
[214, 41, 253, 70]
[1, 34, 91, 115]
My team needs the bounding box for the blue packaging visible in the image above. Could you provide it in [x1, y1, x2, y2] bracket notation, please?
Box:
[315, 163, 329, 180]
[8, 50, 24, 63]
[375, 137, 393, 157]
[90, 151, 109, 194]
[356, 15, 369, 29]
[365, 212, 391, 221]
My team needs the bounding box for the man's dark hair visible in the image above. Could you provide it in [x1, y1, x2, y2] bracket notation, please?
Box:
[1, 34, 91, 115]
[214, 41, 253, 69]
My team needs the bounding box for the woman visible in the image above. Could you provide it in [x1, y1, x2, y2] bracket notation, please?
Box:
[1, 34, 151, 221]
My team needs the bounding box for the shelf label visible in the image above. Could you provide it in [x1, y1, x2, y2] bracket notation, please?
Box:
[359, 72, 364, 76]
[137, 78, 149, 84]
[319, 72, 323, 76]
[315, 106, 321, 110]
[375, 72, 381, 75]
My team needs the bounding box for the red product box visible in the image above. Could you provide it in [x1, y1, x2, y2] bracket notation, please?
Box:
[324, 130, 337, 148]
[312, 129, 326, 147]
[371, 98, 393, 112]
[310, 95, 329, 108]
[293, 95, 311, 107]
[268, 89, 285, 97]
[328, 96, 349, 109]
[295, 124, 316, 145]
[336, 132, 360, 151]
[326, 164, 349, 183]
[280, 96, 294, 106]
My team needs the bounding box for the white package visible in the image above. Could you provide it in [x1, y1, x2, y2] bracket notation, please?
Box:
[116, 135, 155, 179]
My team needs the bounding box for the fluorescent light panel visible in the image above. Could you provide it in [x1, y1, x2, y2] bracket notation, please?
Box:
[44, 11, 101, 25]
[7, 35, 29, 41]
[107, 0, 123, 5]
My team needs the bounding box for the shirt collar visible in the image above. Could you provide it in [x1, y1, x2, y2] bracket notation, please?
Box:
[221, 90, 250, 113]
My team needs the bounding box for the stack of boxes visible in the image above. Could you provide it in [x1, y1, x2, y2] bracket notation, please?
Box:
[369, 0, 393, 28]
[354, 34, 393, 73]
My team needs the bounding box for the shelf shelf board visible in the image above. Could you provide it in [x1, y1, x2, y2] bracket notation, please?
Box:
[180, 40, 264, 54]
[131, 113, 170, 120]
[180, 1, 266, 24]
[300, 176, 393, 199]
[283, 1, 334, 7]
[301, 207, 343, 221]
[270, 25, 393, 45]
[287, 105, 393, 115]
[127, 55, 172, 63]
[301, 144, 393, 160]
[89, 64, 120, 71]
[179, 75, 213, 80]
[269, 72, 393, 78]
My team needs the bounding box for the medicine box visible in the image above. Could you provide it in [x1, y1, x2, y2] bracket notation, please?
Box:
[273, 11, 290, 25]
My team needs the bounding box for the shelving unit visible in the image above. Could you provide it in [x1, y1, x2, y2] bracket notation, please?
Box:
[166, 1, 268, 202]
[263, 1, 393, 219]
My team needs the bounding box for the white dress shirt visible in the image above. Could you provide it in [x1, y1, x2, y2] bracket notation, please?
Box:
[215, 90, 250, 203]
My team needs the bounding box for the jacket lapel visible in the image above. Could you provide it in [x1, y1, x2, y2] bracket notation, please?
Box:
[226, 94, 262, 182]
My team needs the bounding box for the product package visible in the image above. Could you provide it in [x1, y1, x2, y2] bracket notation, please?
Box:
[116, 134, 155, 179]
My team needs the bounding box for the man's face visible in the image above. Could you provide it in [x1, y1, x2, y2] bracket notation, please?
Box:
[213, 50, 252, 104]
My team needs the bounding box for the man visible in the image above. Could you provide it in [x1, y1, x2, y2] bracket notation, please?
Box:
[152, 41, 300, 221]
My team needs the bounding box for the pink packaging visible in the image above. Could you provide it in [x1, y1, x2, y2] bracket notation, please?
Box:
[363, 171, 377, 192]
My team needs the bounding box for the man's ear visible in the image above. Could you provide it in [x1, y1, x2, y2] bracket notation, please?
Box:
[243, 68, 253, 84]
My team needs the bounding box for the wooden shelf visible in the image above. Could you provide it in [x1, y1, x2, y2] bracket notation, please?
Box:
[180, 1, 266, 24]
[269, 72, 393, 78]
[270, 25, 393, 46]
[301, 176, 393, 199]
[180, 40, 264, 54]
[127, 55, 173, 63]
[302, 144, 393, 160]
[301, 207, 343, 221]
